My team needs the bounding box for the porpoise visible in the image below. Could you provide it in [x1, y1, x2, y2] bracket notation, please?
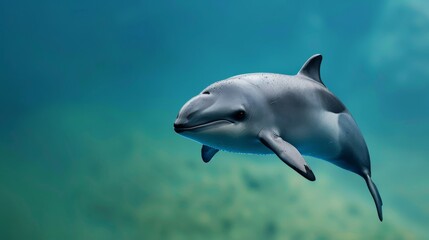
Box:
[174, 54, 383, 221]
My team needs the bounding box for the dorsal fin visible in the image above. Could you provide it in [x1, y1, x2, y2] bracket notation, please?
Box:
[297, 54, 325, 86]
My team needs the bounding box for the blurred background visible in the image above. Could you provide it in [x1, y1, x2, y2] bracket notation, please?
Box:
[1, 0, 428, 239]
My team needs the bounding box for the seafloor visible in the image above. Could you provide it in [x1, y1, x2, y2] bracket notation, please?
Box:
[0, 105, 426, 239]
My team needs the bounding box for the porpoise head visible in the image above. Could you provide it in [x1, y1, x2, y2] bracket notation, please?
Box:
[174, 78, 271, 152]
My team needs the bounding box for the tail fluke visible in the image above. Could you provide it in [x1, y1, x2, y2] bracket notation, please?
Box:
[364, 175, 383, 221]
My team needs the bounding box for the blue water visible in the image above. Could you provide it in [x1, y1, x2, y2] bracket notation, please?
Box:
[1, 1, 428, 239]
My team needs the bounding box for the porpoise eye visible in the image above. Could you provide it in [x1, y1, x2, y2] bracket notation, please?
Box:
[202, 91, 210, 95]
[233, 110, 246, 121]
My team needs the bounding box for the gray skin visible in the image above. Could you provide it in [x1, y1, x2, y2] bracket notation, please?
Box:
[174, 54, 383, 221]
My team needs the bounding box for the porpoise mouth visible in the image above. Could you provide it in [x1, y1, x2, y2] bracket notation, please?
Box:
[174, 119, 233, 133]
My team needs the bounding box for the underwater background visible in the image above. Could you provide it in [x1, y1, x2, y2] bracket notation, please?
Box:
[1, 0, 429, 239]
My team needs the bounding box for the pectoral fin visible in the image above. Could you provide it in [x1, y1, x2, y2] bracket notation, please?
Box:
[201, 145, 219, 163]
[259, 130, 316, 181]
